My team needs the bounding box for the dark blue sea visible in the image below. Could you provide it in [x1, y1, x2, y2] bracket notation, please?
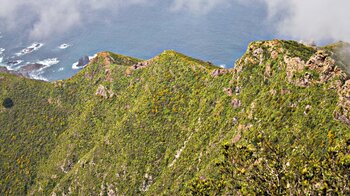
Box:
[0, 1, 278, 81]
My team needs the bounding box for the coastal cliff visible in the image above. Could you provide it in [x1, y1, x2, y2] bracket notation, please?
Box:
[0, 40, 349, 195]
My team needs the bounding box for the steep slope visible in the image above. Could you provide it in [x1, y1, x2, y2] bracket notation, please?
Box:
[0, 74, 70, 194]
[0, 40, 349, 195]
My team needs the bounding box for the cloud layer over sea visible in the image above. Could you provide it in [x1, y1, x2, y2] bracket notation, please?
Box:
[1, 0, 348, 43]
[0, 0, 348, 81]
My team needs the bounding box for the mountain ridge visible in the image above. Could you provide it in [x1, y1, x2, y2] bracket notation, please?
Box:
[1, 40, 349, 195]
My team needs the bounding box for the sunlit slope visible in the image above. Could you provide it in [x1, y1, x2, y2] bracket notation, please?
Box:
[1, 40, 349, 195]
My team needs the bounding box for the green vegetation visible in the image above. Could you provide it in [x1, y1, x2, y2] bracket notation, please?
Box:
[0, 40, 349, 195]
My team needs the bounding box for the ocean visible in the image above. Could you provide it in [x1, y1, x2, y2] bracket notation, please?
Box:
[0, 1, 276, 81]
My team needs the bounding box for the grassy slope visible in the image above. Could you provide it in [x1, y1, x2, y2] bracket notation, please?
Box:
[0, 41, 349, 195]
[0, 74, 70, 194]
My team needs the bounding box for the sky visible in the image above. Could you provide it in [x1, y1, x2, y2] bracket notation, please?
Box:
[0, 0, 349, 42]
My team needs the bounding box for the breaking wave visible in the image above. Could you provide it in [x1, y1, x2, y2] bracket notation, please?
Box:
[16, 42, 44, 56]
[58, 43, 71, 49]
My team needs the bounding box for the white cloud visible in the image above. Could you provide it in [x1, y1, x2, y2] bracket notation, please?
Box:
[1, 0, 349, 43]
[0, 0, 150, 39]
[261, 0, 350, 43]
[170, 0, 229, 14]
[0, 0, 230, 39]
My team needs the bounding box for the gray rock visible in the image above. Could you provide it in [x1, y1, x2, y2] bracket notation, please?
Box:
[77, 56, 90, 67]
[19, 63, 45, 73]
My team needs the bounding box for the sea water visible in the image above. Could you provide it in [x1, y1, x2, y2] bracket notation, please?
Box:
[0, 1, 275, 81]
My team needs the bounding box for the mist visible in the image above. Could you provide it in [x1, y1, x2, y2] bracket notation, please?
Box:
[0, 0, 150, 39]
[261, 0, 350, 43]
[170, 0, 229, 14]
[0, 0, 349, 44]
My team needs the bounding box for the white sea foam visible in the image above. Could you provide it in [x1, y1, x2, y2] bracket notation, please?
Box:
[16, 42, 44, 56]
[0, 48, 5, 55]
[37, 58, 59, 67]
[0, 57, 3, 63]
[32, 58, 60, 73]
[4, 66, 15, 71]
[72, 62, 80, 70]
[26, 58, 58, 81]
[29, 74, 48, 81]
[58, 67, 64, 71]
[3, 60, 22, 71]
[58, 43, 71, 49]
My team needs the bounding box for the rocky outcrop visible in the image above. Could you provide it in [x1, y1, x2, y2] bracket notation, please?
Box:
[95, 85, 115, 99]
[334, 80, 350, 125]
[283, 50, 347, 87]
[1, 63, 48, 78]
[76, 56, 90, 68]
[234, 40, 350, 127]
[0, 66, 9, 73]
[235, 40, 284, 74]
[223, 87, 233, 96]
[0, 66, 24, 77]
[19, 63, 45, 73]
[211, 69, 229, 77]
[84, 52, 114, 81]
[231, 99, 242, 109]
[126, 58, 157, 76]
[96, 85, 108, 98]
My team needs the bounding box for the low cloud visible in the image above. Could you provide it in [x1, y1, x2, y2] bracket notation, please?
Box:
[0, 0, 232, 39]
[261, 0, 350, 43]
[1, 0, 349, 43]
[170, 0, 229, 14]
[0, 0, 149, 39]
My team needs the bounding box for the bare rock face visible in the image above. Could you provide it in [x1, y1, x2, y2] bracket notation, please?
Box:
[211, 69, 228, 77]
[232, 133, 241, 144]
[284, 56, 306, 86]
[0, 66, 24, 77]
[334, 80, 350, 125]
[0, 66, 9, 73]
[283, 49, 347, 87]
[304, 105, 312, 115]
[95, 85, 115, 99]
[1, 63, 49, 79]
[264, 62, 272, 77]
[235, 40, 284, 75]
[19, 63, 45, 73]
[252, 48, 264, 58]
[235, 40, 350, 127]
[271, 50, 279, 59]
[77, 56, 90, 68]
[223, 87, 233, 96]
[96, 85, 108, 99]
[231, 99, 242, 109]
[125, 57, 158, 76]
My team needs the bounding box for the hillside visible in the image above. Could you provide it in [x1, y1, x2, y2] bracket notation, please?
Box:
[0, 40, 349, 195]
